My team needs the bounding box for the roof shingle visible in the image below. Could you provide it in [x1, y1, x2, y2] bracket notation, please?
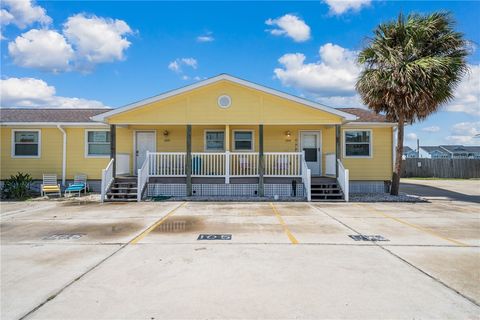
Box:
[337, 108, 390, 122]
[0, 108, 110, 123]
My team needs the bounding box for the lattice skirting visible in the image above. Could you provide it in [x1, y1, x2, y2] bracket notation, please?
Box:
[264, 183, 305, 197]
[146, 183, 305, 198]
[147, 184, 187, 197]
[349, 181, 388, 193]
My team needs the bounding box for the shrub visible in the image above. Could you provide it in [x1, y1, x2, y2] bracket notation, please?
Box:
[2, 172, 33, 200]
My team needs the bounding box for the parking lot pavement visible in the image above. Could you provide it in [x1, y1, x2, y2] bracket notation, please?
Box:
[1, 195, 479, 319]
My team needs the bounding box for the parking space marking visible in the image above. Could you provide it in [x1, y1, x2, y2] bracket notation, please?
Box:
[269, 203, 299, 244]
[360, 204, 468, 247]
[131, 202, 186, 244]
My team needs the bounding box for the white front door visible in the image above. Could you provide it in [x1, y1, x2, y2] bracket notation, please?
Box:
[300, 131, 321, 175]
[135, 131, 156, 172]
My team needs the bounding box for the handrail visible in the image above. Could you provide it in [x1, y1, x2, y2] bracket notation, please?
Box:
[337, 159, 349, 202]
[137, 151, 150, 202]
[301, 151, 311, 201]
[100, 158, 114, 203]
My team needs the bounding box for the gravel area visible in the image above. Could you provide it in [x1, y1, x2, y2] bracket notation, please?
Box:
[350, 192, 426, 202]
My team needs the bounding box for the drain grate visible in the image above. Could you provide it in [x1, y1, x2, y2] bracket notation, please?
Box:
[197, 234, 232, 240]
[43, 233, 85, 240]
[349, 235, 389, 242]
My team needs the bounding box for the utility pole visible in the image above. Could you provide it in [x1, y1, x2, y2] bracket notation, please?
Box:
[417, 138, 420, 158]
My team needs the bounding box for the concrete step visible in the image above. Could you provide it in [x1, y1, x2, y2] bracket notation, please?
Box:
[104, 198, 137, 202]
[107, 192, 137, 197]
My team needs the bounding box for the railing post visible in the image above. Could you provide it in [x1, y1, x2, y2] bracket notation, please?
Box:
[225, 151, 230, 184]
[186, 125, 192, 196]
[137, 168, 142, 202]
[101, 169, 106, 203]
[258, 124, 264, 197]
[335, 124, 340, 178]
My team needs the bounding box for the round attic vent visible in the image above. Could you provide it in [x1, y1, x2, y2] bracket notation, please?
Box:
[218, 95, 232, 108]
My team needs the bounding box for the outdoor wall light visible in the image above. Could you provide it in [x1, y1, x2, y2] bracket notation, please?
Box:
[285, 130, 291, 138]
[163, 130, 169, 137]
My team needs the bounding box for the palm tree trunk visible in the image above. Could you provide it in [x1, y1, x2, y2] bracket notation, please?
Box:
[390, 115, 405, 195]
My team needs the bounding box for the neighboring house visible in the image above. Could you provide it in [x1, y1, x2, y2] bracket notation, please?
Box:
[419, 145, 480, 159]
[403, 146, 418, 158]
[1, 74, 397, 201]
[419, 146, 450, 159]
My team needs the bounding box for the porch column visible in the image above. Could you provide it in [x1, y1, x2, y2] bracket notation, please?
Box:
[335, 124, 340, 178]
[258, 124, 264, 197]
[225, 125, 230, 184]
[110, 124, 116, 177]
[186, 124, 192, 196]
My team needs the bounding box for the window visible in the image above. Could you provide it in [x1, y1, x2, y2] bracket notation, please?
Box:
[86, 130, 110, 157]
[234, 131, 253, 151]
[205, 131, 225, 151]
[344, 130, 371, 157]
[12, 130, 40, 157]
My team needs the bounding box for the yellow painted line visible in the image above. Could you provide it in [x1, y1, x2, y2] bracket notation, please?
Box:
[360, 204, 468, 247]
[130, 202, 186, 244]
[269, 203, 299, 244]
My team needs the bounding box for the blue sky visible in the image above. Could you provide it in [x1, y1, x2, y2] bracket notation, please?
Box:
[1, 0, 479, 147]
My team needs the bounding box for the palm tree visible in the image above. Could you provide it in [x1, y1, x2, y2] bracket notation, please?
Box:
[356, 12, 468, 195]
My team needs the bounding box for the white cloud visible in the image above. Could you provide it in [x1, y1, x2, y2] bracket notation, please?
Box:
[323, 0, 371, 15]
[168, 57, 198, 73]
[197, 32, 214, 42]
[63, 14, 133, 64]
[0, 0, 51, 29]
[265, 14, 311, 42]
[445, 121, 480, 145]
[444, 64, 480, 116]
[274, 43, 361, 99]
[8, 29, 74, 72]
[422, 126, 440, 133]
[406, 133, 418, 141]
[0, 77, 107, 108]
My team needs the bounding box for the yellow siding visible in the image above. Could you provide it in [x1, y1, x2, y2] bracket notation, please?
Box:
[107, 80, 343, 125]
[340, 126, 393, 180]
[1, 128, 63, 180]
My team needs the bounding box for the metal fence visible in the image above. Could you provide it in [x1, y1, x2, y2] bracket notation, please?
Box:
[402, 158, 480, 178]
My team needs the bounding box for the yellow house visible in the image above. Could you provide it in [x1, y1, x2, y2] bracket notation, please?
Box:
[0, 74, 397, 202]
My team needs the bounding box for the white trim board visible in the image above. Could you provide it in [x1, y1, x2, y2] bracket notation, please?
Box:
[91, 74, 358, 122]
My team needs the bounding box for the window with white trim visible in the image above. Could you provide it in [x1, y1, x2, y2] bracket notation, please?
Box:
[13, 130, 40, 157]
[234, 131, 253, 151]
[86, 131, 110, 156]
[205, 131, 225, 151]
[344, 130, 371, 157]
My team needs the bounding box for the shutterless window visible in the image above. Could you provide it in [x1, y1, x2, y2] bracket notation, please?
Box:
[234, 131, 253, 151]
[345, 131, 371, 157]
[14, 131, 39, 156]
[205, 131, 224, 151]
[87, 131, 110, 156]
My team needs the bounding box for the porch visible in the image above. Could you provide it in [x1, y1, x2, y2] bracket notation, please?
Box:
[100, 124, 349, 202]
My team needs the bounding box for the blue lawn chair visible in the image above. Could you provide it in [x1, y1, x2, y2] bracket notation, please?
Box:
[65, 174, 88, 197]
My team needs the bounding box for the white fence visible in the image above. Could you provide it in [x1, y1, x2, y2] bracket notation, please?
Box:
[100, 159, 114, 202]
[149, 152, 186, 176]
[337, 159, 349, 202]
[192, 152, 226, 176]
[264, 152, 302, 177]
[230, 152, 259, 176]
[137, 152, 150, 202]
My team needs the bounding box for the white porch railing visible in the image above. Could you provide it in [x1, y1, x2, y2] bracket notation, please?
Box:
[192, 152, 226, 176]
[137, 151, 150, 202]
[325, 153, 336, 176]
[301, 152, 311, 201]
[264, 152, 302, 177]
[100, 158, 114, 203]
[337, 159, 349, 202]
[230, 152, 258, 176]
[149, 152, 186, 176]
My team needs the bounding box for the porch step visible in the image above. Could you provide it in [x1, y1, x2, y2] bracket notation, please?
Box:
[310, 179, 345, 202]
[105, 177, 139, 202]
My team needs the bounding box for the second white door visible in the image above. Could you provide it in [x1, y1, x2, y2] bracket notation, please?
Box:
[300, 131, 321, 175]
[135, 131, 156, 172]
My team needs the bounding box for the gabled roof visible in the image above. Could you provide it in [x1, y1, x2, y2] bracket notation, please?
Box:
[91, 74, 358, 122]
[440, 145, 480, 154]
[403, 146, 413, 153]
[0, 108, 110, 124]
[420, 146, 448, 154]
[337, 108, 389, 123]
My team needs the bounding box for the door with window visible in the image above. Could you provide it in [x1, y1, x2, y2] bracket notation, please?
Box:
[135, 132, 156, 172]
[300, 131, 321, 175]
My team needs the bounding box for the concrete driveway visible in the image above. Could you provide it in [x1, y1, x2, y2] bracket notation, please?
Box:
[1, 185, 479, 319]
